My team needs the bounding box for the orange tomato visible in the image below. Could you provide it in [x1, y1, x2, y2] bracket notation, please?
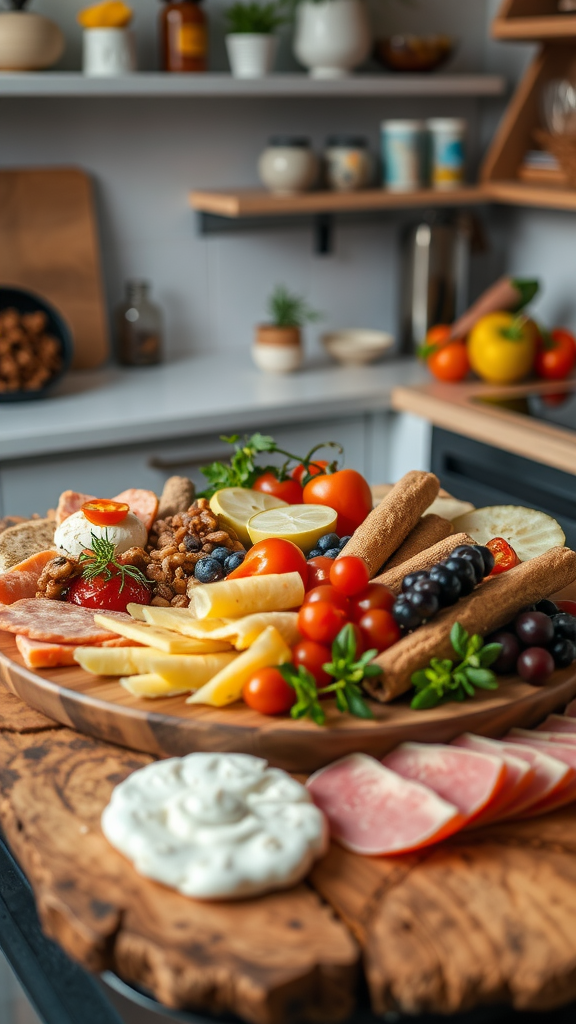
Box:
[427, 341, 470, 383]
[226, 537, 308, 587]
[253, 473, 303, 504]
[303, 469, 372, 536]
[81, 499, 130, 527]
[425, 324, 452, 347]
[291, 460, 329, 486]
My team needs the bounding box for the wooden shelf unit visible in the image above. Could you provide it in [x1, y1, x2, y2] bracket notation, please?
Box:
[492, 0, 576, 39]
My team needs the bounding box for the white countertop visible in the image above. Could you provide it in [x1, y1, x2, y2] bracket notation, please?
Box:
[2, 354, 426, 462]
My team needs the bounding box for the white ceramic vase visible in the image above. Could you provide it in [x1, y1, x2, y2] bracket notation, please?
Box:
[225, 34, 278, 79]
[294, 0, 371, 79]
[0, 11, 64, 70]
[83, 28, 136, 76]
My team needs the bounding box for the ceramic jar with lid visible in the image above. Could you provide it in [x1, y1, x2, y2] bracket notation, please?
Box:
[258, 137, 318, 195]
[324, 136, 372, 191]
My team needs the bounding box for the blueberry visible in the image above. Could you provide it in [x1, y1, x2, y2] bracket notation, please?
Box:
[428, 565, 462, 606]
[210, 546, 232, 565]
[442, 557, 476, 595]
[406, 589, 439, 620]
[535, 599, 559, 617]
[324, 548, 341, 559]
[317, 533, 340, 552]
[392, 598, 421, 631]
[549, 637, 576, 669]
[473, 544, 495, 577]
[552, 612, 576, 643]
[307, 549, 322, 560]
[401, 570, 429, 593]
[183, 534, 201, 552]
[194, 557, 225, 583]
[224, 551, 245, 573]
[451, 544, 484, 584]
[339, 535, 352, 549]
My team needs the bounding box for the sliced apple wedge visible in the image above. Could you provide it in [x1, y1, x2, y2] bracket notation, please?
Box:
[452, 505, 565, 562]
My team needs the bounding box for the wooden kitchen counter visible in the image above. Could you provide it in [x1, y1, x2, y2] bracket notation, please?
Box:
[392, 378, 576, 476]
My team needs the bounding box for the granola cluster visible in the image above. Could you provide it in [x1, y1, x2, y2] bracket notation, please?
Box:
[0, 308, 63, 394]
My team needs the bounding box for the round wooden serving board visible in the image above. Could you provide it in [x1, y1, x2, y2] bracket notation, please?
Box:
[2, 631, 576, 772]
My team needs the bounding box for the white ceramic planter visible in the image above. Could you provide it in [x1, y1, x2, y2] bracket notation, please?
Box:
[294, 0, 371, 79]
[83, 28, 136, 76]
[225, 34, 278, 79]
[258, 142, 318, 194]
[0, 11, 64, 70]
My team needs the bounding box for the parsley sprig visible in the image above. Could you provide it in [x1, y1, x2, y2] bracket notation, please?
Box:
[410, 623, 502, 710]
[79, 533, 151, 594]
[280, 623, 378, 725]
[198, 433, 343, 498]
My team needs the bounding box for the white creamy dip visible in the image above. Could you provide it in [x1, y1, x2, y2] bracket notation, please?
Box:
[101, 752, 328, 899]
[54, 510, 147, 558]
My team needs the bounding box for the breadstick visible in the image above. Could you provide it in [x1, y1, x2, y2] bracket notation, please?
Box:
[339, 471, 440, 579]
[365, 546, 576, 703]
[378, 514, 453, 574]
[157, 476, 195, 519]
[374, 531, 476, 593]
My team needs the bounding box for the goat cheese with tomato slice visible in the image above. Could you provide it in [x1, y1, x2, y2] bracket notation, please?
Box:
[54, 509, 147, 557]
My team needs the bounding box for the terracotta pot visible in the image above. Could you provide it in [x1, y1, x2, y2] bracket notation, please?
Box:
[0, 11, 64, 70]
[255, 325, 301, 347]
[252, 325, 303, 372]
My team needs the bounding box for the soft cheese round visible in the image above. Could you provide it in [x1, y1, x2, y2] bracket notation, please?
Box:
[54, 510, 147, 557]
[101, 752, 328, 900]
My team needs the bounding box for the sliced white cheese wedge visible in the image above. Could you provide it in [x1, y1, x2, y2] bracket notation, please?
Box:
[187, 625, 292, 707]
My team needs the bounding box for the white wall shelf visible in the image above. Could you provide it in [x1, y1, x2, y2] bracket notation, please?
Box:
[0, 72, 506, 99]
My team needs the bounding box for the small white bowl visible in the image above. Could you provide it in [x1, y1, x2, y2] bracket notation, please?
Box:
[322, 329, 394, 366]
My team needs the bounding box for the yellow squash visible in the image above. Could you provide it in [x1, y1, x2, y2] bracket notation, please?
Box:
[467, 312, 538, 384]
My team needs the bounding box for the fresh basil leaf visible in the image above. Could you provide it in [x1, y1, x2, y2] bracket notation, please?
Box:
[478, 643, 503, 667]
[450, 622, 468, 658]
[335, 689, 348, 714]
[363, 664, 383, 678]
[411, 686, 441, 709]
[411, 669, 430, 689]
[466, 667, 497, 686]
[346, 688, 374, 719]
[311, 705, 326, 726]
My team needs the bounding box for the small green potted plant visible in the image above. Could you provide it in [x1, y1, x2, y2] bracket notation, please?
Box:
[225, 0, 288, 79]
[253, 285, 321, 373]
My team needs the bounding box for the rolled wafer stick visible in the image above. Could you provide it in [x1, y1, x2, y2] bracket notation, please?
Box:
[366, 546, 576, 704]
[374, 531, 476, 593]
[378, 514, 453, 574]
[339, 471, 440, 579]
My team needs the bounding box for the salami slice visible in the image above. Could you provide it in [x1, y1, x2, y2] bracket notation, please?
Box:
[113, 489, 159, 532]
[56, 491, 97, 526]
[0, 599, 130, 645]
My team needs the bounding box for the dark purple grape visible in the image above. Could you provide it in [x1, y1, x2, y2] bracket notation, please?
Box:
[442, 557, 476, 595]
[535, 599, 558, 617]
[401, 570, 429, 593]
[392, 598, 421, 630]
[517, 647, 555, 685]
[549, 637, 576, 669]
[428, 565, 462, 606]
[487, 631, 520, 674]
[406, 589, 440, 620]
[451, 544, 485, 583]
[473, 544, 495, 577]
[515, 611, 555, 647]
[411, 577, 442, 598]
[552, 612, 576, 643]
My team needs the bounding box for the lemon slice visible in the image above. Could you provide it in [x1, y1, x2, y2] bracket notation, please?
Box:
[452, 505, 565, 562]
[247, 504, 338, 554]
[210, 487, 287, 547]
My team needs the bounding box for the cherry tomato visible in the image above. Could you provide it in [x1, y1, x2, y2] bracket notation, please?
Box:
[358, 609, 401, 653]
[67, 570, 151, 612]
[486, 537, 521, 576]
[292, 640, 332, 687]
[350, 582, 395, 621]
[306, 556, 333, 589]
[557, 600, 576, 617]
[291, 460, 329, 486]
[81, 499, 130, 527]
[297, 601, 347, 644]
[242, 667, 295, 716]
[303, 469, 372, 536]
[428, 341, 470, 383]
[227, 537, 308, 587]
[330, 555, 370, 597]
[535, 328, 576, 381]
[303, 584, 350, 614]
[253, 472, 303, 505]
[425, 324, 452, 348]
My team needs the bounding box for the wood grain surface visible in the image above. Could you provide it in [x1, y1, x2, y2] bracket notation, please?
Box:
[2, 630, 576, 771]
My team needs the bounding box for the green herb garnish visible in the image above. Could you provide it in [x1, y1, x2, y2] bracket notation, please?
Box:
[410, 623, 502, 710]
[79, 532, 151, 594]
[280, 623, 378, 725]
[198, 433, 343, 498]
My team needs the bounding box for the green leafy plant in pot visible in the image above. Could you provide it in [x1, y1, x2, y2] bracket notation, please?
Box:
[0, 0, 65, 70]
[225, 0, 290, 78]
[252, 285, 322, 373]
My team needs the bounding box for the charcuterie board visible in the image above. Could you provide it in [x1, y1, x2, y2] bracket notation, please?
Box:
[2, 628, 576, 772]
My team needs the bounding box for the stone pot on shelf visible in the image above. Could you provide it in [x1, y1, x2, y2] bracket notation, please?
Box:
[226, 33, 278, 78]
[293, 0, 371, 79]
[0, 9, 64, 70]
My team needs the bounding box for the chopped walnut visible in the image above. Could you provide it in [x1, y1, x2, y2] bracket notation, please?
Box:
[36, 555, 82, 600]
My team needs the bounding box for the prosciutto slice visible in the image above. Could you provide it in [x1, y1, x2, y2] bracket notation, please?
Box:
[536, 714, 576, 735]
[306, 753, 464, 855]
[451, 733, 535, 826]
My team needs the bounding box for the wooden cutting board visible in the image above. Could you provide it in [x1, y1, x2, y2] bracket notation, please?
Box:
[0, 167, 109, 369]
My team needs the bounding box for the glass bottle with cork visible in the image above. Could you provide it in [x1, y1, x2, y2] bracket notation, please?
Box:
[159, 0, 207, 72]
[116, 281, 164, 366]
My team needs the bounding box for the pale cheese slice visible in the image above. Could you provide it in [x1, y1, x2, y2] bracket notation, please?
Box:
[140, 607, 300, 650]
[93, 613, 232, 654]
[120, 673, 190, 698]
[187, 625, 292, 707]
[127, 603, 147, 621]
[74, 646, 237, 688]
[187, 572, 305, 620]
[142, 606, 226, 635]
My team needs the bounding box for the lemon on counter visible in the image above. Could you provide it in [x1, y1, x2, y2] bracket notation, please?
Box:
[247, 504, 338, 554]
[210, 488, 287, 547]
[467, 312, 538, 385]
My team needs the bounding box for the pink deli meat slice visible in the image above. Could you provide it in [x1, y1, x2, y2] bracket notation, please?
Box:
[451, 733, 535, 826]
[15, 634, 141, 669]
[499, 737, 576, 818]
[383, 742, 506, 824]
[536, 714, 576, 735]
[55, 491, 97, 526]
[306, 752, 465, 856]
[0, 599, 131, 645]
[564, 699, 576, 718]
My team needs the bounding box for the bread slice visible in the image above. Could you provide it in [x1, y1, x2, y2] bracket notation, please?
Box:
[0, 519, 56, 571]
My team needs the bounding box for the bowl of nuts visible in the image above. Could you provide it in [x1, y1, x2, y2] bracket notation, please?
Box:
[0, 286, 73, 402]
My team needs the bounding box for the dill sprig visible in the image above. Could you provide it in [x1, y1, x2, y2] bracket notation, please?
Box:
[79, 532, 151, 594]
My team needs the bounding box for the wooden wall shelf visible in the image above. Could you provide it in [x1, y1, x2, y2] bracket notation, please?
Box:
[484, 180, 576, 209]
[492, 0, 576, 40]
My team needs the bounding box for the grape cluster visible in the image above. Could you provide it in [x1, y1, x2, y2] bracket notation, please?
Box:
[392, 543, 495, 631]
[307, 533, 352, 561]
[488, 602, 576, 685]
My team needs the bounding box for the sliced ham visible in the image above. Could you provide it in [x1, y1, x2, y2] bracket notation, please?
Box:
[15, 634, 141, 669]
[0, 599, 131, 645]
[113, 489, 159, 533]
[55, 491, 96, 525]
[564, 698, 576, 719]
[0, 550, 58, 605]
[500, 737, 576, 818]
[514, 728, 576, 747]
[536, 714, 576, 735]
[306, 752, 465, 855]
[451, 733, 535, 826]
[382, 742, 505, 825]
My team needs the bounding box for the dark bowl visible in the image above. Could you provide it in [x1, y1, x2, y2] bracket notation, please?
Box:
[374, 35, 456, 73]
[0, 286, 73, 402]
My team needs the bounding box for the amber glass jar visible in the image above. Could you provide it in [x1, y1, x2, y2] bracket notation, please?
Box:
[160, 0, 207, 72]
